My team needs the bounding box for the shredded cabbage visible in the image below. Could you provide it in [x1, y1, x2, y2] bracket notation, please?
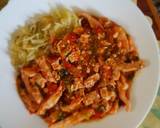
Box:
[9, 7, 80, 69]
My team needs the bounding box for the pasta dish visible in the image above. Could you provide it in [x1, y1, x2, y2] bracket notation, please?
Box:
[9, 8, 144, 128]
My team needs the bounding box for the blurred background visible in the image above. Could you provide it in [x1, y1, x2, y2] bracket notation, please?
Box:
[153, 0, 160, 13]
[137, 0, 160, 40]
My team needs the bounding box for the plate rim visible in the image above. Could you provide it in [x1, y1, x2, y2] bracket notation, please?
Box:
[0, 0, 159, 128]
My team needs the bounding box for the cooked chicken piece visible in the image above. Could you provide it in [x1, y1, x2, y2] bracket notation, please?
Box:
[101, 64, 112, 83]
[99, 87, 116, 101]
[70, 78, 84, 92]
[57, 40, 72, 58]
[78, 12, 103, 29]
[99, 40, 111, 47]
[93, 63, 100, 73]
[21, 66, 38, 77]
[118, 60, 144, 72]
[97, 79, 116, 88]
[37, 84, 64, 115]
[91, 101, 113, 119]
[97, 46, 107, 56]
[98, 32, 105, 39]
[60, 97, 83, 112]
[30, 73, 47, 88]
[17, 78, 39, 113]
[117, 29, 129, 51]
[83, 91, 100, 106]
[84, 73, 100, 88]
[67, 50, 80, 63]
[117, 80, 131, 112]
[45, 110, 60, 124]
[52, 71, 60, 83]
[101, 99, 113, 113]
[126, 80, 132, 100]
[98, 17, 112, 28]
[79, 34, 90, 45]
[36, 56, 54, 82]
[18, 88, 39, 113]
[44, 82, 58, 96]
[63, 60, 83, 78]
[109, 100, 119, 114]
[120, 75, 129, 90]
[85, 67, 90, 74]
[21, 70, 43, 104]
[49, 108, 95, 128]
[107, 59, 144, 73]
[75, 89, 85, 97]
[112, 68, 120, 81]
[51, 58, 62, 71]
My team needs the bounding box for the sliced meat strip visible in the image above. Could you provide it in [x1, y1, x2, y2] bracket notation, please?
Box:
[84, 73, 100, 88]
[57, 40, 72, 59]
[21, 66, 38, 77]
[60, 97, 83, 112]
[37, 83, 64, 115]
[78, 11, 103, 29]
[117, 78, 131, 112]
[79, 34, 90, 45]
[108, 100, 119, 114]
[116, 28, 129, 52]
[30, 73, 47, 88]
[49, 108, 95, 128]
[51, 58, 62, 71]
[118, 60, 144, 72]
[17, 78, 39, 113]
[18, 88, 39, 113]
[44, 110, 60, 124]
[36, 56, 54, 82]
[70, 78, 84, 92]
[21, 69, 43, 104]
[99, 87, 116, 101]
[51, 70, 60, 83]
[67, 49, 80, 63]
[112, 68, 121, 81]
[83, 91, 100, 106]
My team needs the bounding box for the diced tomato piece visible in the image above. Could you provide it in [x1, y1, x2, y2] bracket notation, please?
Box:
[64, 32, 78, 42]
[47, 54, 60, 64]
[91, 112, 103, 120]
[62, 59, 84, 78]
[63, 59, 72, 69]
[95, 27, 103, 34]
[46, 83, 58, 96]
[73, 27, 84, 34]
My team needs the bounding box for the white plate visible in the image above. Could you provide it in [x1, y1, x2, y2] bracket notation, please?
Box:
[0, 0, 159, 128]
